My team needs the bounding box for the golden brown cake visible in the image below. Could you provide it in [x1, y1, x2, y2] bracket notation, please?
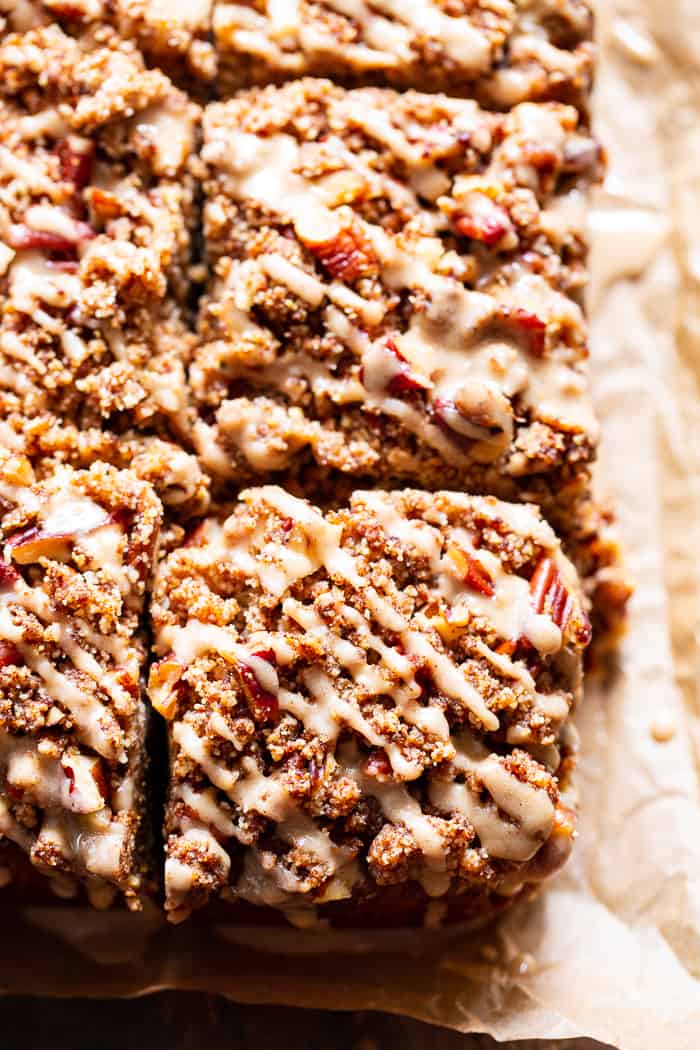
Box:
[0, 25, 208, 517]
[0, 1, 216, 86]
[194, 80, 600, 522]
[212, 0, 594, 111]
[150, 486, 590, 925]
[0, 451, 161, 908]
[0, 0, 629, 929]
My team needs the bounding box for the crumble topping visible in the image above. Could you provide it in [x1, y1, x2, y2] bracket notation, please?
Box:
[0, 25, 206, 515]
[0, 3, 630, 925]
[150, 486, 589, 923]
[0, 1, 216, 84]
[213, 0, 594, 111]
[194, 79, 600, 525]
[0, 450, 162, 906]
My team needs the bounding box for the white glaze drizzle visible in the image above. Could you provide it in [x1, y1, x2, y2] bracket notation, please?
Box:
[159, 487, 581, 911]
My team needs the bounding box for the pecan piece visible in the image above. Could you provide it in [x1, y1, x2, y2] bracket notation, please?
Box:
[562, 137, 601, 176]
[302, 226, 378, 283]
[237, 650, 279, 724]
[57, 137, 95, 189]
[530, 556, 573, 629]
[61, 753, 109, 814]
[8, 218, 94, 253]
[363, 748, 393, 780]
[446, 546, 495, 597]
[453, 193, 514, 248]
[0, 563, 19, 590]
[361, 338, 430, 398]
[148, 657, 185, 720]
[495, 306, 547, 356]
[87, 187, 124, 222]
[0, 640, 22, 667]
[6, 526, 73, 564]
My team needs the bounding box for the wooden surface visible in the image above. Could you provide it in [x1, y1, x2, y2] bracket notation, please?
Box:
[0, 994, 613, 1050]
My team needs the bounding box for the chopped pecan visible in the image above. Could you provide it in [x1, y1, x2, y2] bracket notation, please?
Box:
[363, 749, 393, 780]
[148, 658, 184, 720]
[446, 546, 495, 597]
[87, 187, 123, 222]
[47, 259, 79, 272]
[57, 137, 95, 189]
[0, 563, 19, 590]
[46, 2, 87, 19]
[361, 338, 430, 398]
[302, 225, 377, 283]
[0, 640, 22, 667]
[495, 306, 547, 356]
[453, 194, 514, 247]
[61, 753, 109, 814]
[529, 556, 573, 629]
[8, 220, 94, 253]
[237, 650, 279, 724]
[520, 143, 559, 177]
[562, 137, 601, 176]
[432, 394, 497, 443]
[6, 526, 73, 564]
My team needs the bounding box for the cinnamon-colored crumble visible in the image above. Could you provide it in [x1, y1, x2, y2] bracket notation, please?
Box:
[0, 25, 208, 517]
[150, 487, 589, 924]
[194, 80, 599, 514]
[0, 450, 161, 907]
[212, 0, 594, 111]
[0, 5, 630, 922]
[0, 1, 216, 86]
[2, 1, 593, 112]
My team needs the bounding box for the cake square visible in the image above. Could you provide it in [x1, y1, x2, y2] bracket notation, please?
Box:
[212, 0, 594, 110]
[0, 25, 208, 518]
[194, 80, 600, 528]
[0, 1, 215, 86]
[150, 486, 590, 925]
[0, 451, 161, 908]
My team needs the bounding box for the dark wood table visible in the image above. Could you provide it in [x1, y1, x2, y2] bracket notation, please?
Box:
[0, 994, 612, 1050]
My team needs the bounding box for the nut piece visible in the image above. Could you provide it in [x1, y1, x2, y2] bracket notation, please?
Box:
[300, 225, 378, 283]
[148, 658, 185, 720]
[452, 192, 515, 248]
[61, 752, 109, 814]
[363, 748, 393, 781]
[6, 527, 74, 564]
[236, 650, 279, 724]
[0, 563, 20, 590]
[0, 640, 22, 667]
[496, 306, 547, 356]
[361, 339, 431, 398]
[530, 556, 574, 629]
[57, 136, 95, 189]
[446, 546, 495, 597]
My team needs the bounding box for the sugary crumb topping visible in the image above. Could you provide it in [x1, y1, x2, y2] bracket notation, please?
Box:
[0, 1, 216, 83]
[213, 0, 594, 111]
[0, 25, 203, 512]
[0, 450, 162, 906]
[0, 6, 630, 925]
[2, 1, 593, 110]
[194, 79, 600, 514]
[150, 486, 589, 923]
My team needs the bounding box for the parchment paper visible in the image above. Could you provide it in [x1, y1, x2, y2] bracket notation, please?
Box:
[3, 3, 700, 1047]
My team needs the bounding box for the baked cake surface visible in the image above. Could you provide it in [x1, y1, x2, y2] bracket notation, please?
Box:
[194, 80, 600, 523]
[0, 0, 628, 928]
[0, 451, 161, 908]
[2, 0, 593, 110]
[213, 0, 594, 111]
[0, 25, 208, 517]
[150, 486, 590, 925]
[0, 1, 216, 85]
